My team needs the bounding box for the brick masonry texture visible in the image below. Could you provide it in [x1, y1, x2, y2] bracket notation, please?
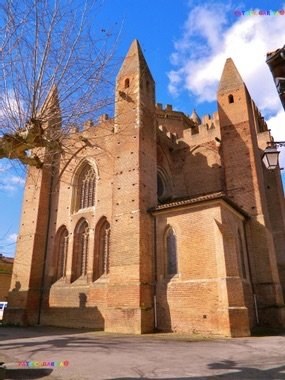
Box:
[4, 42, 285, 337]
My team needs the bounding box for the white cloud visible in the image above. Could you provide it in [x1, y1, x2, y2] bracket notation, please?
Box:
[0, 173, 25, 193]
[9, 176, 25, 185]
[0, 158, 26, 193]
[168, 2, 285, 171]
[168, 2, 285, 115]
[7, 233, 18, 243]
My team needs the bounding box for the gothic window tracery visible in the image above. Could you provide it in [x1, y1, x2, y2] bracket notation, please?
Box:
[74, 163, 96, 212]
[72, 219, 89, 282]
[54, 226, 68, 281]
[94, 218, 110, 281]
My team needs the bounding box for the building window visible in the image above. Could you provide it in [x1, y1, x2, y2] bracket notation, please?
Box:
[94, 218, 110, 280]
[228, 94, 234, 104]
[74, 163, 96, 212]
[166, 226, 178, 276]
[54, 226, 68, 281]
[125, 78, 130, 88]
[72, 219, 89, 282]
[157, 168, 171, 203]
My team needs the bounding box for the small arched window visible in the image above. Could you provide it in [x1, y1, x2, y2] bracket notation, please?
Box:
[94, 218, 110, 281]
[72, 219, 89, 282]
[165, 226, 178, 276]
[125, 78, 130, 89]
[54, 226, 68, 281]
[74, 163, 96, 212]
[228, 94, 234, 104]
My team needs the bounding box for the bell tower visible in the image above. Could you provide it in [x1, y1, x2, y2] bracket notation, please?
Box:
[218, 58, 285, 327]
[106, 40, 157, 333]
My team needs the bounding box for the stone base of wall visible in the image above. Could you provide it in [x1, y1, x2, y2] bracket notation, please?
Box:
[40, 307, 105, 329]
[3, 308, 30, 326]
[258, 305, 285, 328]
[105, 307, 153, 334]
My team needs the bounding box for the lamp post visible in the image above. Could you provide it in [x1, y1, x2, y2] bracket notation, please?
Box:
[262, 142, 285, 170]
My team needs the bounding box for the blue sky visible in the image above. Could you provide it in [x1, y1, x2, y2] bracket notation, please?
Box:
[1, 0, 285, 257]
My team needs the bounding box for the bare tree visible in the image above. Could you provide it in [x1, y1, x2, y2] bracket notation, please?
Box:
[0, 0, 118, 167]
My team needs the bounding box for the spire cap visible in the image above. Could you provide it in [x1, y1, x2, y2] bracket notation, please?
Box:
[117, 39, 154, 82]
[218, 58, 244, 93]
[190, 109, 201, 125]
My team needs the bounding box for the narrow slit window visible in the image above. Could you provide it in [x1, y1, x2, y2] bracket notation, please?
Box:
[166, 227, 178, 276]
[125, 78, 130, 88]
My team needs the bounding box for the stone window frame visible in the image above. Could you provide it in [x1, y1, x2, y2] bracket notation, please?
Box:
[71, 159, 98, 213]
[54, 225, 69, 281]
[93, 216, 111, 281]
[71, 218, 89, 282]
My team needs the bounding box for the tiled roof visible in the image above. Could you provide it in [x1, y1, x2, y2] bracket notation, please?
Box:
[150, 191, 249, 218]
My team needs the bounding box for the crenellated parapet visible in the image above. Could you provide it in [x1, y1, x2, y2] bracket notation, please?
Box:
[155, 103, 195, 138]
[181, 111, 221, 145]
[157, 124, 179, 147]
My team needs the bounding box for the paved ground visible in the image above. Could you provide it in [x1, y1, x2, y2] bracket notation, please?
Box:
[0, 326, 285, 379]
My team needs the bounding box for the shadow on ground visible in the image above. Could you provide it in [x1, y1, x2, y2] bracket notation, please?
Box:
[0, 325, 96, 342]
[111, 360, 285, 379]
[251, 326, 285, 337]
[1, 367, 52, 379]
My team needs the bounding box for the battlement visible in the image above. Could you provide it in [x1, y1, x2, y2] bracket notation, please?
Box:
[157, 124, 179, 146]
[181, 111, 221, 145]
[155, 103, 194, 129]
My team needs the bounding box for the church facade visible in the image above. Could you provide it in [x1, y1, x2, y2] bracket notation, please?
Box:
[5, 40, 285, 337]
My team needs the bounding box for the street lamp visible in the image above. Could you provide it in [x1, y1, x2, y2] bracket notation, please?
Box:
[262, 142, 285, 170]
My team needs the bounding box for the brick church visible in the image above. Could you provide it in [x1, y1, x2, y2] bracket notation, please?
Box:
[5, 40, 285, 336]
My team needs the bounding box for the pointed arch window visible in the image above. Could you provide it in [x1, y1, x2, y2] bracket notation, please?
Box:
[74, 163, 96, 212]
[165, 226, 178, 276]
[72, 219, 89, 282]
[94, 218, 110, 281]
[54, 226, 68, 281]
[157, 167, 171, 203]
